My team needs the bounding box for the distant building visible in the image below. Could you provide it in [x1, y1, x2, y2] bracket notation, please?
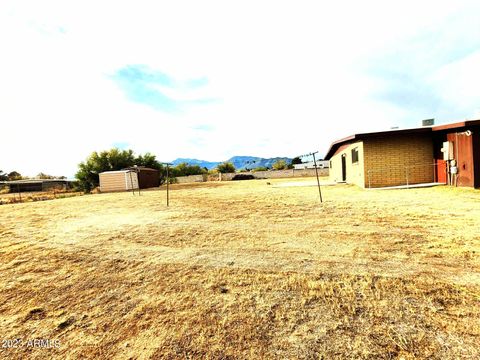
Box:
[293, 161, 329, 170]
[1, 179, 74, 193]
[324, 119, 480, 188]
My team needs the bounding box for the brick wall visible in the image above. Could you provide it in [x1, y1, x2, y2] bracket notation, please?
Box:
[175, 174, 207, 184]
[363, 134, 434, 188]
[175, 168, 329, 184]
[251, 168, 328, 179]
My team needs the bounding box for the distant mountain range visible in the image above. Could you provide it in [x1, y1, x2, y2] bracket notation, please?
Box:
[171, 156, 293, 170]
[171, 158, 221, 170]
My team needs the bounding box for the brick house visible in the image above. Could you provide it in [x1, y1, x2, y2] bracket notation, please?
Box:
[324, 119, 480, 188]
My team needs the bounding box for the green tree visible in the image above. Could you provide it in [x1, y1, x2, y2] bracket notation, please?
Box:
[272, 160, 288, 170]
[0, 170, 8, 181]
[36, 173, 67, 179]
[8, 171, 22, 180]
[75, 148, 163, 192]
[135, 152, 162, 170]
[217, 162, 235, 173]
[37, 173, 53, 179]
[171, 163, 207, 177]
[291, 157, 302, 165]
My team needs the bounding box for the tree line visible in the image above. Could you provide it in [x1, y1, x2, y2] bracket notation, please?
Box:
[0, 170, 66, 181]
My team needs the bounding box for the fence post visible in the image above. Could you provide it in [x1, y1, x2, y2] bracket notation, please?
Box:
[405, 166, 409, 188]
[166, 164, 169, 206]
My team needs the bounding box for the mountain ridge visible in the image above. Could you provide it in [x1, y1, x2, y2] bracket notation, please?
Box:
[171, 156, 293, 170]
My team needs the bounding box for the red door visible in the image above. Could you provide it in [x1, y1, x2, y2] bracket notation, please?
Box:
[447, 132, 474, 187]
[435, 159, 447, 184]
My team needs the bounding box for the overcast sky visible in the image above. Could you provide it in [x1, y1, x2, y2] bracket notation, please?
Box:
[1, 1, 480, 177]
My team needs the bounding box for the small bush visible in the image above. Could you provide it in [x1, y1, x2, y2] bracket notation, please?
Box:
[232, 174, 255, 181]
[272, 160, 288, 170]
[217, 162, 236, 173]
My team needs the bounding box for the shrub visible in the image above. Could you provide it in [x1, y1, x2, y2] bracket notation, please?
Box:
[272, 160, 288, 170]
[170, 163, 207, 177]
[232, 174, 255, 181]
[217, 162, 236, 174]
[252, 166, 269, 172]
[291, 156, 302, 165]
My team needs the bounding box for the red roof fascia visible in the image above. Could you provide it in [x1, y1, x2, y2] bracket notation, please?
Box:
[432, 119, 480, 131]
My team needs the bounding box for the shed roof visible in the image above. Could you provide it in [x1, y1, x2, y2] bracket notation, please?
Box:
[99, 170, 136, 175]
[1, 179, 73, 185]
[324, 119, 480, 160]
[122, 166, 159, 172]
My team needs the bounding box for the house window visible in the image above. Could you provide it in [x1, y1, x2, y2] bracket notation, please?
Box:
[351, 147, 359, 164]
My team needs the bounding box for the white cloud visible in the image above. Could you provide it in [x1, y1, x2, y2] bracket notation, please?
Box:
[1, 0, 479, 177]
[430, 50, 480, 113]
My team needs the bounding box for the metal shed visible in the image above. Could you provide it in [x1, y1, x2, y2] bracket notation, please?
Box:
[122, 166, 160, 189]
[99, 170, 139, 192]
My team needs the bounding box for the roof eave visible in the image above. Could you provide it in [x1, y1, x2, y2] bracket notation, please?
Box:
[432, 119, 480, 131]
[324, 127, 432, 160]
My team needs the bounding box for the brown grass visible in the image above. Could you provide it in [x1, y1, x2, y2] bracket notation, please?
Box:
[0, 178, 479, 359]
[0, 189, 83, 205]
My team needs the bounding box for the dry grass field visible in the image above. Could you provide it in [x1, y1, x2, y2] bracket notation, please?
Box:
[0, 190, 83, 205]
[1, 178, 479, 359]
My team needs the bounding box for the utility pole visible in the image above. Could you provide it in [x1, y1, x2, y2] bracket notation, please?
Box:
[299, 151, 323, 203]
[311, 151, 323, 203]
[134, 165, 140, 196]
[129, 170, 135, 195]
[162, 163, 173, 206]
[166, 163, 170, 206]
